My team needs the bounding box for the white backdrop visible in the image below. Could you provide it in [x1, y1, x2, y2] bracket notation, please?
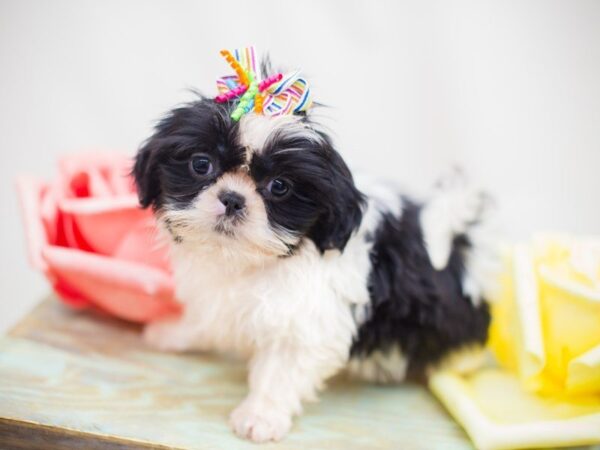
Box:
[1, 0, 599, 331]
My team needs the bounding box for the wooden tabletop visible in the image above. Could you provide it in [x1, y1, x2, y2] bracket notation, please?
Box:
[0, 297, 477, 449]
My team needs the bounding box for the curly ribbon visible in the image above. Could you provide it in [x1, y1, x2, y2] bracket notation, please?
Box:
[215, 46, 313, 121]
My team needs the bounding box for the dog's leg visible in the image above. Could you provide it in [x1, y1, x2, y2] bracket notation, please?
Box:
[229, 344, 342, 443]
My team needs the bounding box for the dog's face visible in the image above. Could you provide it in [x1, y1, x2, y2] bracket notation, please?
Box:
[134, 98, 364, 260]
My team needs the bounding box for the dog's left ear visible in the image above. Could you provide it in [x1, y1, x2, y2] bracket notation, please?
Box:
[133, 137, 163, 209]
[309, 143, 365, 252]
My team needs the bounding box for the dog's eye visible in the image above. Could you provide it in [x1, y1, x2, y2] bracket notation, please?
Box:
[268, 179, 290, 197]
[190, 155, 213, 176]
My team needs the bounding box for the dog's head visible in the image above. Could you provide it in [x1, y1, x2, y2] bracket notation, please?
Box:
[133, 97, 364, 261]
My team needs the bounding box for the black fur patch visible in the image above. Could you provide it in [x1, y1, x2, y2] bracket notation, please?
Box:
[133, 98, 245, 210]
[251, 129, 365, 253]
[350, 200, 490, 378]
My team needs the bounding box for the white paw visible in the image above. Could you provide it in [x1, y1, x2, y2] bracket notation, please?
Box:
[143, 319, 191, 352]
[229, 401, 292, 443]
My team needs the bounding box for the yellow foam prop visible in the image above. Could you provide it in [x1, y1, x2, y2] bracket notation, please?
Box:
[430, 234, 600, 449]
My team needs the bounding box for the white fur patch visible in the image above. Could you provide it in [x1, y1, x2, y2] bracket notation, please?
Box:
[238, 113, 317, 158]
[420, 170, 501, 304]
[347, 346, 408, 383]
[421, 171, 482, 270]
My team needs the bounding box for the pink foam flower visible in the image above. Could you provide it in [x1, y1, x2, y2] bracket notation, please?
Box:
[16, 153, 181, 322]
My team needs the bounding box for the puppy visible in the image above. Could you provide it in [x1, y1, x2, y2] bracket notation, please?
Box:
[133, 87, 497, 443]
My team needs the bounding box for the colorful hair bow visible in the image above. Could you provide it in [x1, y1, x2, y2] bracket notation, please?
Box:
[214, 46, 313, 121]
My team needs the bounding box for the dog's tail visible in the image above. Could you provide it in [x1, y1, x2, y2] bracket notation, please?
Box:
[420, 168, 501, 304]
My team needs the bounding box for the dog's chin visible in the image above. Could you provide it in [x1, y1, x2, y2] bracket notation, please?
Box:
[174, 221, 293, 265]
[213, 215, 245, 237]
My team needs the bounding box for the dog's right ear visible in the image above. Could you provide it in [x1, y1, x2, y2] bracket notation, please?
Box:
[133, 138, 162, 209]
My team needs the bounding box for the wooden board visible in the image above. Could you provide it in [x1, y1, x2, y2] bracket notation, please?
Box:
[0, 297, 481, 449]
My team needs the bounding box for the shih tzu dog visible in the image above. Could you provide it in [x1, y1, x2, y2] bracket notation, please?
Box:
[133, 51, 497, 443]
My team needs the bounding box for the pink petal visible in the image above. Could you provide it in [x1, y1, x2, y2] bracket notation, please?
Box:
[53, 276, 93, 309]
[59, 211, 94, 252]
[109, 165, 137, 195]
[39, 183, 60, 245]
[15, 176, 49, 271]
[114, 217, 171, 271]
[42, 246, 180, 322]
[58, 153, 134, 199]
[57, 195, 147, 256]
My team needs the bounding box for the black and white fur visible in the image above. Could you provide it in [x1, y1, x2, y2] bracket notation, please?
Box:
[134, 85, 497, 442]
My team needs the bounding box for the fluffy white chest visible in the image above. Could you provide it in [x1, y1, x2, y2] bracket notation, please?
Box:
[169, 238, 372, 358]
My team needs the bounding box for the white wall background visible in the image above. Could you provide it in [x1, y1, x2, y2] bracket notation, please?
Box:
[1, 0, 599, 332]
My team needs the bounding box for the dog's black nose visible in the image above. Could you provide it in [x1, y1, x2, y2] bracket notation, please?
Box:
[218, 191, 246, 217]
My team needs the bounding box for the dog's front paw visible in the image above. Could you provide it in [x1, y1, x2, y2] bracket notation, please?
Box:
[229, 401, 292, 443]
[143, 319, 191, 352]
